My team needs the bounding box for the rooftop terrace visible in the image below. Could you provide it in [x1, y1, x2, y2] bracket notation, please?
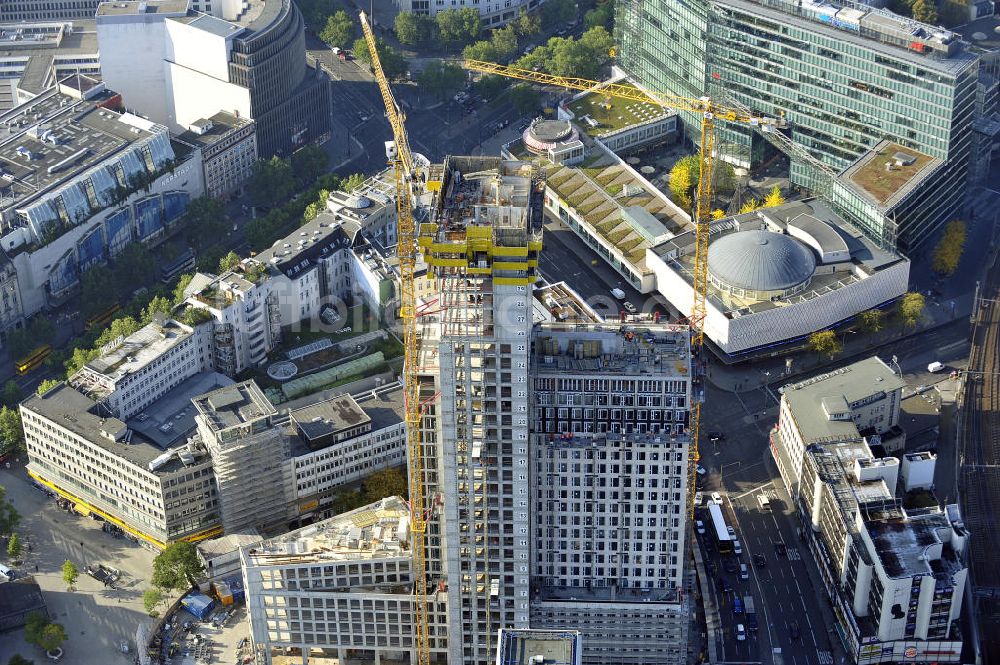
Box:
[841, 141, 941, 209]
[75, 319, 192, 387]
[533, 322, 691, 376]
[565, 83, 669, 136]
[247, 496, 410, 565]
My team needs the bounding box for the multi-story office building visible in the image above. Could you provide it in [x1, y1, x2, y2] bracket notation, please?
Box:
[0, 79, 204, 342]
[0, 0, 101, 22]
[23, 371, 229, 548]
[96, 0, 329, 158]
[530, 324, 692, 664]
[194, 381, 291, 535]
[770, 355, 905, 498]
[0, 21, 100, 111]
[175, 111, 257, 200]
[618, 0, 979, 249]
[395, 0, 544, 29]
[770, 357, 968, 663]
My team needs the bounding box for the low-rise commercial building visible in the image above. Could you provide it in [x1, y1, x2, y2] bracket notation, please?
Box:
[646, 199, 910, 360]
[0, 0, 101, 23]
[0, 79, 204, 342]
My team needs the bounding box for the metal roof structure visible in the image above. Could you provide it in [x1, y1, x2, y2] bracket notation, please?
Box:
[707, 229, 816, 292]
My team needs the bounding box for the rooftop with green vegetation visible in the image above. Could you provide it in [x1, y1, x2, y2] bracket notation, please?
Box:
[565, 83, 669, 136]
[841, 141, 941, 208]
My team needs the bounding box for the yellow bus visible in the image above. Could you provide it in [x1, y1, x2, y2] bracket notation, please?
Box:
[85, 303, 120, 332]
[16, 344, 51, 375]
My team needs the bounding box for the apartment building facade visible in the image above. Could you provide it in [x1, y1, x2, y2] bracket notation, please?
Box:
[618, 0, 979, 249]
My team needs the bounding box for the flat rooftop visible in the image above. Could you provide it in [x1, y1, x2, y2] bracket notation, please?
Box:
[865, 507, 964, 579]
[175, 111, 253, 151]
[289, 394, 371, 441]
[0, 20, 98, 55]
[286, 384, 405, 458]
[533, 281, 604, 324]
[0, 85, 161, 217]
[955, 15, 1000, 52]
[96, 0, 190, 16]
[497, 629, 581, 665]
[192, 380, 276, 431]
[566, 82, 670, 136]
[841, 141, 942, 209]
[533, 322, 692, 376]
[82, 319, 191, 381]
[246, 496, 410, 565]
[780, 356, 907, 443]
[23, 376, 228, 474]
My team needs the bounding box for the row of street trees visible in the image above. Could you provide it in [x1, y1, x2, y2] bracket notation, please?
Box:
[807, 293, 926, 358]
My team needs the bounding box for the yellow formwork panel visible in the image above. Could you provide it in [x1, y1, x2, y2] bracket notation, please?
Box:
[494, 277, 535, 286]
[492, 246, 529, 257]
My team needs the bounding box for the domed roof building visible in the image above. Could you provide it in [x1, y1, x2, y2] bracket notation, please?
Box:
[707, 229, 817, 300]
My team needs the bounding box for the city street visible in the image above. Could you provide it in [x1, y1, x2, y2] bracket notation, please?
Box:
[0, 465, 159, 665]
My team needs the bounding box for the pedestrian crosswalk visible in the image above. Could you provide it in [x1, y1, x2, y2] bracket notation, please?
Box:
[787, 547, 802, 561]
[818, 650, 834, 664]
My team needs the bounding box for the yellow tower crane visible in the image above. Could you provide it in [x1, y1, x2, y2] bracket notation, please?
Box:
[462, 60, 788, 516]
[360, 12, 431, 665]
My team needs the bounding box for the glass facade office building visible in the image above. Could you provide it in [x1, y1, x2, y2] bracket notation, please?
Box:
[618, 0, 980, 250]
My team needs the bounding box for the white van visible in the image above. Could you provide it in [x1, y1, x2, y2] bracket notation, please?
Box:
[739, 563, 749, 580]
[733, 539, 743, 555]
[928, 361, 945, 373]
[0, 563, 15, 580]
[758, 494, 771, 511]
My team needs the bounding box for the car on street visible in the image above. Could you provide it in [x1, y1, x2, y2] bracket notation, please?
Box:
[740, 563, 749, 580]
[727, 525, 736, 538]
[735, 624, 746, 641]
[789, 620, 801, 639]
[711, 491, 723, 505]
[623, 301, 637, 313]
[753, 553, 767, 567]
[696, 465, 707, 476]
[733, 596, 744, 614]
[708, 431, 726, 441]
[719, 576, 732, 593]
[86, 564, 120, 587]
[733, 539, 743, 555]
[694, 492, 703, 506]
[695, 520, 706, 535]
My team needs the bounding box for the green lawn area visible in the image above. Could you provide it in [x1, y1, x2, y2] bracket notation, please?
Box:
[567, 85, 666, 135]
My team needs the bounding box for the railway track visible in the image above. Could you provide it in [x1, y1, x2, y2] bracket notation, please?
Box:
[961, 252, 1000, 660]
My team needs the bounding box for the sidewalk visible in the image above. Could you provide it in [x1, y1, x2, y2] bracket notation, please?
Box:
[707, 292, 974, 394]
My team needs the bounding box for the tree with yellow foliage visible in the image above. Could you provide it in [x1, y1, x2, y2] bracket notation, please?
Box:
[931, 220, 966, 276]
[763, 185, 785, 208]
[739, 198, 760, 214]
[710, 209, 726, 220]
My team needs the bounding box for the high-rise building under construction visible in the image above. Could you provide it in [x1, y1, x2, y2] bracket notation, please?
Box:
[241, 156, 694, 665]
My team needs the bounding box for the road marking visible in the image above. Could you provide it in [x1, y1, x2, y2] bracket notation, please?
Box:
[794, 578, 802, 595]
[734, 479, 776, 500]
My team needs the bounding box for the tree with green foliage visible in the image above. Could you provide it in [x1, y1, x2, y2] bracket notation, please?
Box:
[290, 144, 329, 187]
[24, 613, 47, 648]
[912, 0, 938, 22]
[0, 486, 20, 536]
[152, 541, 204, 591]
[250, 157, 297, 209]
[490, 25, 520, 62]
[141, 296, 173, 324]
[8, 654, 34, 665]
[463, 39, 502, 63]
[363, 467, 408, 503]
[173, 273, 194, 305]
[35, 623, 67, 653]
[6, 317, 56, 361]
[898, 292, 926, 327]
[857, 308, 886, 334]
[807, 330, 842, 359]
[34, 380, 59, 396]
[932, 219, 966, 276]
[320, 10, 355, 47]
[473, 75, 508, 100]
[552, 38, 598, 78]
[394, 12, 435, 46]
[143, 587, 164, 616]
[436, 7, 481, 46]
[218, 251, 242, 274]
[584, 1, 613, 30]
[0, 406, 23, 456]
[508, 84, 541, 115]
[351, 36, 408, 79]
[514, 9, 541, 36]
[579, 25, 615, 59]
[763, 185, 785, 208]
[541, 0, 576, 28]
[2, 380, 20, 407]
[61, 560, 78, 590]
[7, 532, 21, 560]
[64, 347, 99, 378]
[417, 61, 468, 101]
[181, 196, 229, 248]
[515, 45, 553, 72]
[341, 173, 367, 193]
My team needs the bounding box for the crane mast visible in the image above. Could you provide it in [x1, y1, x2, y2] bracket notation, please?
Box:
[360, 12, 430, 665]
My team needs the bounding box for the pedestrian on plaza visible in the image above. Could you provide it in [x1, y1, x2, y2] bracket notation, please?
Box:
[34, 564, 38, 572]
